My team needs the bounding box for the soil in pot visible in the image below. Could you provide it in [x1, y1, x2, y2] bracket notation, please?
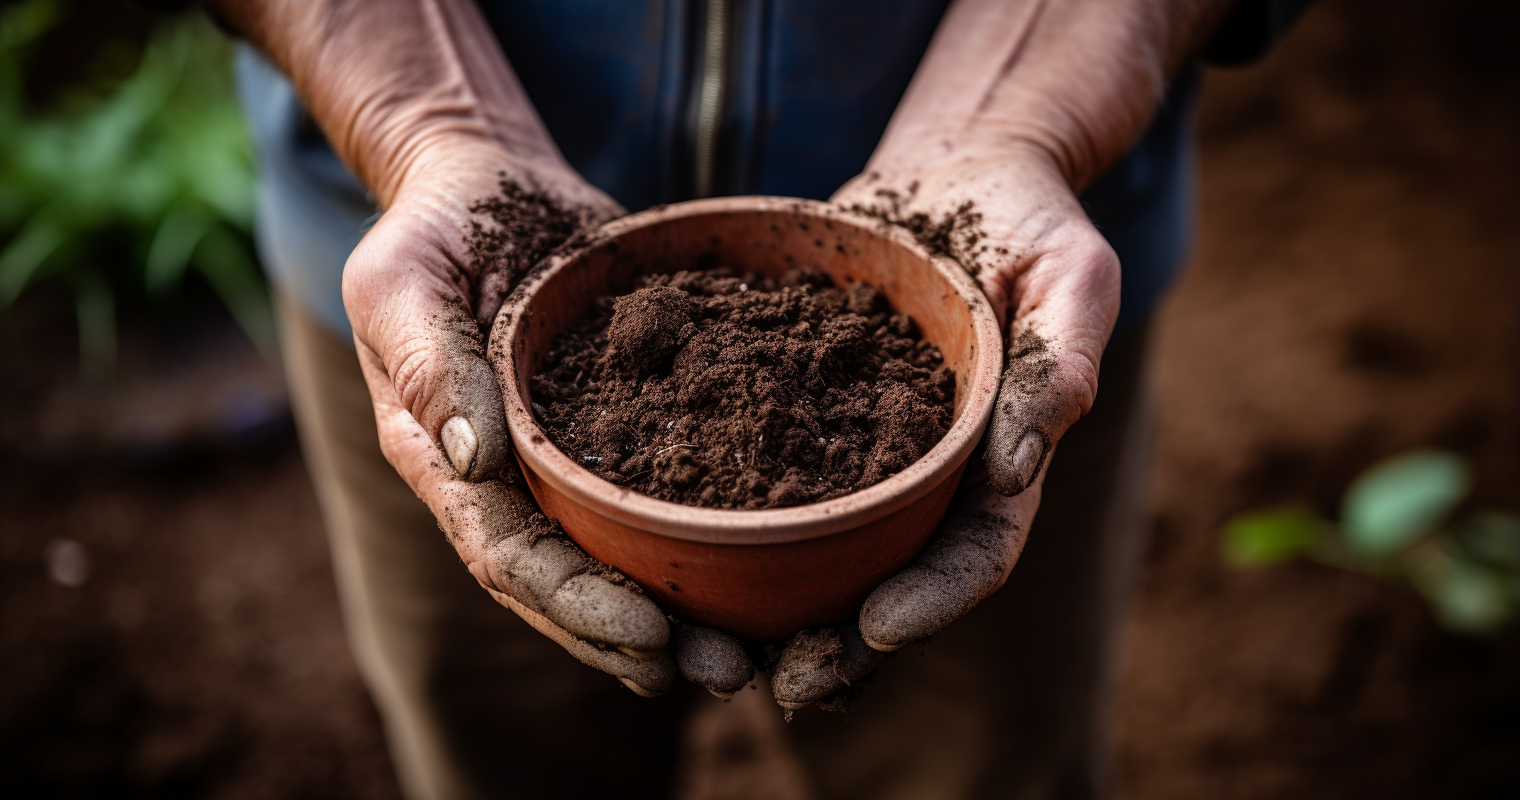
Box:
[529, 266, 956, 510]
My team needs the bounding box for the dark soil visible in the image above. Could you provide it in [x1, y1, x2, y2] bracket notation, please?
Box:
[530, 267, 955, 509]
[0, 287, 401, 799]
[1113, 0, 1520, 797]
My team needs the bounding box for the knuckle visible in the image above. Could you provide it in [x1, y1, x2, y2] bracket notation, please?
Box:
[1056, 353, 1100, 420]
[388, 336, 443, 419]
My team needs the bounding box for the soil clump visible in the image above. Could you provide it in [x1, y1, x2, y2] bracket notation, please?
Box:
[530, 267, 955, 510]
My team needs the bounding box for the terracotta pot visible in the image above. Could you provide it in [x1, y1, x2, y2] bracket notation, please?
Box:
[492, 197, 1002, 642]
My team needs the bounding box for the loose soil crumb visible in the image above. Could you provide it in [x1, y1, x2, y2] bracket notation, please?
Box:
[847, 182, 997, 277]
[530, 267, 955, 510]
[466, 174, 600, 327]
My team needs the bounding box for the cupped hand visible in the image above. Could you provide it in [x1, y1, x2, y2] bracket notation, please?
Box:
[768, 145, 1122, 709]
[342, 142, 754, 697]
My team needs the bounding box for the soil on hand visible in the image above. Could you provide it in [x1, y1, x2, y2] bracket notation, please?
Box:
[465, 174, 599, 327]
[847, 185, 993, 278]
[530, 267, 955, 510]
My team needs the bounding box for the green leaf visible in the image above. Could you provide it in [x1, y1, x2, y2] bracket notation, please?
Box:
[1428, 556, 1512, 634]
[145, 202, 210, 291]
[1454, 510, 1520, 568]
[1341, 450, 1470, 559]
[2, 12, 260, 377]
[1223, 507, 1323, 566]
[0, 210, 66, 305]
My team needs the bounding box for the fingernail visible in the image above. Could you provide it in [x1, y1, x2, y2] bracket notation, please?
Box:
[617, 646, 661, 661]
[861, 635, 903, 653]
[441, 416, 478, 477]
[1011, 431, 1045, 491]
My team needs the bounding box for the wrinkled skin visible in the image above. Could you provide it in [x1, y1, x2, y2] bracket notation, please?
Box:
[345, 141, 1113, 705]
[768, 149, 1120, 709]
[218, 0, 764, 698]
[219, 0, 1222, 709]
[747, 0, 1242, 709]
[344, 145, 755, 696]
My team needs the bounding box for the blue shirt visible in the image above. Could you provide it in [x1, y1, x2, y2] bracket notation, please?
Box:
[237, 0, 1199, 339]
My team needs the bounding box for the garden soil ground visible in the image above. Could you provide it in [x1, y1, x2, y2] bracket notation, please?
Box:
[0, 0, 1515, 796]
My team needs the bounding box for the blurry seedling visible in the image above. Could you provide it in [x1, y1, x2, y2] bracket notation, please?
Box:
[0, 0, 270, 378]
[1223, 450, 1520, 634]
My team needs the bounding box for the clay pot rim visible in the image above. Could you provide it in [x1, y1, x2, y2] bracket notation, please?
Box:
[494, 196, 1003, 546]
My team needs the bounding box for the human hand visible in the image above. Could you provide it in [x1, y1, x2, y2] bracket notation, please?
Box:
[345, 144, 754, 697]
[768, 145, 1121, 709]
[758, 0, 1244, 710]
[215, 0, 761, 698]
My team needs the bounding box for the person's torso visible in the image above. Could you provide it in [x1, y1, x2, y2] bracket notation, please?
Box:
[240, 0, 1196, 337]
[479, 0, 953, 208]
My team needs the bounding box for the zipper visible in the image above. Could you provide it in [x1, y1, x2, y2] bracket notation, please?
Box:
[690, 0, 730, 198]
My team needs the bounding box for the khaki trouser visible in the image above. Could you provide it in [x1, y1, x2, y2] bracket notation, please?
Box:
[278, 294, 1152, 800]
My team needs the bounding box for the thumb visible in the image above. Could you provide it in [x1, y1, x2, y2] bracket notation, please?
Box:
[982, 327, 1084, 496]
[981, 225, 1117, 497]
[838, 153, 1119, 498]
[343, 204, 508, 482]
[357, 339, 676, 693]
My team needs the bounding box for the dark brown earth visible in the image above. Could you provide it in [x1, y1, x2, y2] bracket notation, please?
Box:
[531, 268, 954, 510]
[0, 290, 400, 799]
[0, 0, 1513, 796]
[1111, 0, 1520, 797]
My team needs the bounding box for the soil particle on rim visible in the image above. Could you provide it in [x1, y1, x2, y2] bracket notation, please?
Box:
[530, 266, 956, 510]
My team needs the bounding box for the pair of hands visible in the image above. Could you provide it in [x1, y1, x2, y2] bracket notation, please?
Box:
[344, 138, 1119, 708]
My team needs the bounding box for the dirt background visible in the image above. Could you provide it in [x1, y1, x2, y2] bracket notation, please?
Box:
[1, 0, 1515, 796]
[1114, 0, 1520, 796]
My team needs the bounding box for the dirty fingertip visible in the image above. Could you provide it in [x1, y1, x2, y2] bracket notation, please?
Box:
[770, 627, 883, 710]
[985, 428, 1046, 496]
[858, 581, 931, 651]
[617, 645, 664, 661]
[860, 508, 1010, 647]
[622, 651, 678, 696]
[861, 635, 904, 653]
[546, 574, 670, 653]
[675, 624, 754, 696]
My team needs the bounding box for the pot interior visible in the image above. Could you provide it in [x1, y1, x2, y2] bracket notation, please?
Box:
[512, 206, 981, 431]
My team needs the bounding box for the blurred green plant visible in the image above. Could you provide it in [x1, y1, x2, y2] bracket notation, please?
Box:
[0, 0, 271, 378]
[1223, 450, 1520, 634]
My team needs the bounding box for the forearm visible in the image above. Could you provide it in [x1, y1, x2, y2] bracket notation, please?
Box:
[875, 0, 1235, 189]
[210, 0, 558, 206]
